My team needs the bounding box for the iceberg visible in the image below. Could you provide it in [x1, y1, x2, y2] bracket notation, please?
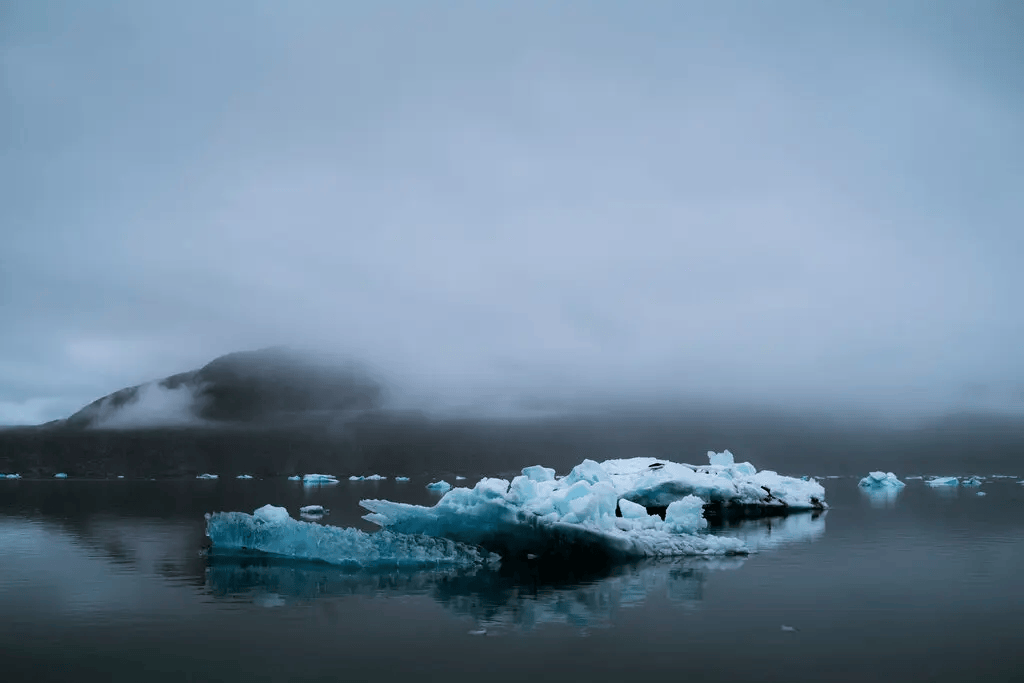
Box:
[205, 505, 499, 568]
[976, 492, 987, 497]
[961, 476, 983, 487]
[54, 473, 68, 479]
[349, 474, 386, 481]
[926, 477, 959, 487]
[3, 473, 22, 479]
[236, 474, 254, 480]
[287, 475, 301, 481]
[303, 474, 339, 485]
[360, 454, 824, 560]
[395, 476, 411, 482]
[858, 472, 905, 489]
[426, 480, 452, 492]
[197, 473, 219, 480]
[299, 504, 327, 515]
[455, 476, 467, 480]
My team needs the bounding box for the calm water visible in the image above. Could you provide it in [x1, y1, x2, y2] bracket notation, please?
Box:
[2, 474, 1023, 682]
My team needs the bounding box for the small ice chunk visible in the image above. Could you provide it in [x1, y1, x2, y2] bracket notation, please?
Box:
[708, 450, 734, 466]
[618, 498, 650, 519]
[3, 473, 22, 479]
[455, 476, 466, 480]
[926, 477, 959, 487]
[197, 473, 219, 480]
[117, 475, 124, 479]
[299, 505, 327, 515]
[858, 472, 905, 489]
[961, 477, 983, 487]
[236, 474, 254, 480]
[468, 629, 487, 636]
[54, 473, 68, 479]
[253, 504, 291, 524]
[976, 492, 987, 497]
[395, 476, 411, 482]
[304, 474, 339, 485]
[664, 495, 708, 534]
[349, 474, 386, 481]
[426, 480, 452, 492]
[781, 625, 799, 632]
[287, 475, 301, 481]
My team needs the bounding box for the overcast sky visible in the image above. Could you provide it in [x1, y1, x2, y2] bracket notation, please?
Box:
[2, 0, 1023, 425]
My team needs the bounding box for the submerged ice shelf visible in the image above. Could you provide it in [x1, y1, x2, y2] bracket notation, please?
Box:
[206, 505, 498, 568]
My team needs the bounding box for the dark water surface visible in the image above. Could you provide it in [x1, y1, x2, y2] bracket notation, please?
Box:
[2, 473, 1023, 682]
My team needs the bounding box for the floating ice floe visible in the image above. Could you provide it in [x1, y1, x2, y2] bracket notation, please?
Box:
[54, 473, 68, 479]
[359, 452, 825, 560]
[2, 473, 21, 479]
[236, 474, 254, 480]
[395, 476, 411, 482]
[426, 480, 452, 492]
[976, 492, 987, 497]
[287, 475, 302, 481]
[961, 477, 983, 487]
[299, 504, 327, 515]
[303, 474, 339, 485]
[349, 474, 386, 481]
[926, 477, 959, 487]
[117, 475, 124, 479]
[455, 476, 467, 481]
[197, 473, 219, 480]
[205, 505, 498, 568]
[858, 472, 906, 489]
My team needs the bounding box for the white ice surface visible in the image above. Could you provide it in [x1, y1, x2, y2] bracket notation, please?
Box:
[858, 472, 906, 489]
[206, 506, 499, 568]
[926, 477, 960, 487]
[236, 474, 254, 480]
[349, 474, 386, 481]
[361, 454, 823, 559]
[426, 480, 452, 492]
[303, 474, 339, 485]
[287, 475, 301, 481]
[197, 473, 219, 480]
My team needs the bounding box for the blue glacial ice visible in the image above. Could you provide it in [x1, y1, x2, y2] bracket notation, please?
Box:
[961, 476, 983, 487]
[976, 492, 987, 496]
[858, 472, 905, 489]
[236, 474, 254, 480]
[54, 473, 68, 479]
[206, 505, 499, 568]
[426, 480, 452, 492]
[197, 473, 219, 480]
[303, 474, 339, 485]
[926, 477, 960, 487]
[395, 476, 411, 482]
[349, 474, 386, 481]
[360, 453, 826, 559]
[3, 473, 22, 479]
[287, 475, 301, 481]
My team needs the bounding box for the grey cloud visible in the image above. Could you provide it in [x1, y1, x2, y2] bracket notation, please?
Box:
[2, 1, 1022, 424]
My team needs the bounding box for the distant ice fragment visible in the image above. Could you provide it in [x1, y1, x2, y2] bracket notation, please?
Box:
[395, 477, 411, 482]
[303, 474, 339, 485]
[236, 474, 254, 480]
[426, 480, 452, 492]
[468, 628, 487, 636]
[117, 475, 124, 479]
[781, 625, 799, 632]
[287, 475, 301, 481]
[961, 477, 983, 487]
[54, 473, 68, 479]
[300, 504, 327, 515]
[858, 472, 905, 489]
[349, 474, 386, 481]
[206, 508, 499, 568]
[2, 473, 21, 479]
[976, 492, 987, 497]
[455, 476, 466, 480]
[708, 450, 734, 466]
[926, 477, 959, 487]
[197, 473, 219, 480]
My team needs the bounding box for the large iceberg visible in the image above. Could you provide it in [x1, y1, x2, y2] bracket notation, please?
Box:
[359, 454, 825, 560]
[206, 505, 499, 568]
[858, 472, 906, 489]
